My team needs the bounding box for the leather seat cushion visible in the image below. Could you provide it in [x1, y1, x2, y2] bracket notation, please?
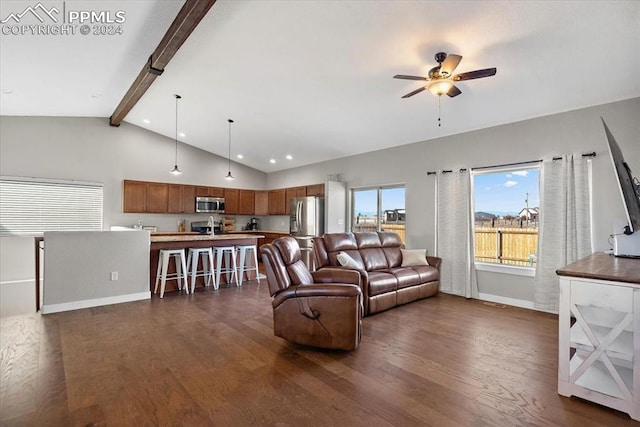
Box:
[408, 265, 439, 283]
[367, 271, 397, 296]
[385, 267, 422, 289]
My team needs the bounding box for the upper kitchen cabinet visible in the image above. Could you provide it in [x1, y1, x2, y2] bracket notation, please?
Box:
[146, 182, 169, 213]
[224, 188, 240, 215]
[306, 184, 325, 197]
[285, 186, 306, 211]
[123, 180, 146, 213]
[254, 191, 269, 216]
[168, 184, 195, 214]
[238, 190, 255, 215]
[268, 189, 286, 215]
[195, 186, 225, 197]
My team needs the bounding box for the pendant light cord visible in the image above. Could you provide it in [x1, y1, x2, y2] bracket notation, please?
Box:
[228, 119, 232, 170]
[175, 94, 181, 164]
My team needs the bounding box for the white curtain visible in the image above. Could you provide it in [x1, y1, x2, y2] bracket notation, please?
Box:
[436, 170, 478, 298]
[534, 154, 592, 312]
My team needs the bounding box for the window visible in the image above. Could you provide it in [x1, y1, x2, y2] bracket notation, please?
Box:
[352, 185, 405, 243]
[472, 165, 539, 268]
[0, 177, 103, 236]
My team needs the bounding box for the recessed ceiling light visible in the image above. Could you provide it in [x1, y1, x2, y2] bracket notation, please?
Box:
[143, 119, 151, 124]
[286, 155, 293, 160]
[270, 159, 276, 164]
[237, 154, 244, 159]
[178, 132, 186, 138]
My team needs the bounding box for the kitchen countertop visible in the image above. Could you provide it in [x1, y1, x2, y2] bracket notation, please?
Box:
[150, 233, 264, 243]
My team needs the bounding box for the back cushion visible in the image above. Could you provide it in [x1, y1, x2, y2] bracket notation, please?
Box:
[379, 232, 403, 268]
[324, 233, 358, 251]
[360, 248, 389, 271]
[273, 237, 313, 285]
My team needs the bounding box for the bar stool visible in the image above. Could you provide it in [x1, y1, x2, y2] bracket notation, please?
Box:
[213, 246, 238, 288]
[154, 249, 187, 298]
[186, 247, 215, 293]
[236, 244, 260, 286]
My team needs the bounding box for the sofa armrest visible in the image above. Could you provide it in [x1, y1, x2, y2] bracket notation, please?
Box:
[427, 256, 442, 270]
[311, 268, 362, 285]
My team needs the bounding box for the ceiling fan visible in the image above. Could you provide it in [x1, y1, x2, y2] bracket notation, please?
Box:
[394, 52, 497, 99]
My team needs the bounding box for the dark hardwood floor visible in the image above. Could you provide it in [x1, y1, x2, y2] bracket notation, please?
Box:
[1, 281, 638, 426]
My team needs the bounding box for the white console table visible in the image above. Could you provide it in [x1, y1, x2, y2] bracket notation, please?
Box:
[556, 253, 639, 421]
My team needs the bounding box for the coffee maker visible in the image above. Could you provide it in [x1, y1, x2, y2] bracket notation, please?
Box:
[247, 217, 260, 230]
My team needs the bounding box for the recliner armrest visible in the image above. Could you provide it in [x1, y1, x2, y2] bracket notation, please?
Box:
[272, 283, 362, 308]
[311, 268, 362, 285]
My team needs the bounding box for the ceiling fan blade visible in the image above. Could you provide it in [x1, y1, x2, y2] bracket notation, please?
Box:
[401, 86, 427, 98]
[447, 85, 462, 98]
[440, 54, 462, 76]
[454, 68, 497, 81]
[393, 74, 428, 81]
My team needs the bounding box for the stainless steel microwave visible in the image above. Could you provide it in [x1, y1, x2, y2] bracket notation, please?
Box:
[195, 197, 225, 213]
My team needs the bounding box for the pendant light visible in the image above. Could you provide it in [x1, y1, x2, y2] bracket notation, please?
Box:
[224, 119, 235, 181]
[170, 94, 183, 175]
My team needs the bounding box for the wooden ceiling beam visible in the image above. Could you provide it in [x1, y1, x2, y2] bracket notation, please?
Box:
[109, 0, 216, 127]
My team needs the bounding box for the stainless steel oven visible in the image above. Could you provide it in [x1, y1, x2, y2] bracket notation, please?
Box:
[195, 197, 225, 213]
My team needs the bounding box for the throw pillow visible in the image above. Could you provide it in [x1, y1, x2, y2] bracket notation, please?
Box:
[336, 252, 363, 269]
[401, 249, 429, 266]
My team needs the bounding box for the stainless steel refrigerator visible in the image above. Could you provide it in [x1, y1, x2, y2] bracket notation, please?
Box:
[290, 196, 324, 269]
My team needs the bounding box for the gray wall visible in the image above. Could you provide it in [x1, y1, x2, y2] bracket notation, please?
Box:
[42, 230, 150, 313]
[1, 97, 639, 314]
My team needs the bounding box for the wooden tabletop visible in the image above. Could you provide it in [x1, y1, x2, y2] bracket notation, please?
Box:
[556, 252, 640, 284]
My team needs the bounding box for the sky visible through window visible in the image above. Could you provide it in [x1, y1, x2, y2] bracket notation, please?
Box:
[354, 187, 405, 216]
[474, 168, 539, 216]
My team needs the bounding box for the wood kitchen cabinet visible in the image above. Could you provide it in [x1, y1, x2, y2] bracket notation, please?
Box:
[224, 188, 239, 215]
[146, 182, 169, 213]
[168, 184, 195, 214]
[286, 186, 306, 212]
[195, 186, 224, 198]
[123, 180, 147, 213]
[306, 183, 325, 197]
[254, 191, 269, 216]
[268, 189, 286, 215]
[238, 190, 255, 215]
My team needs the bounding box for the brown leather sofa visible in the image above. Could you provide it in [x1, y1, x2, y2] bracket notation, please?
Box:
[260, 236, 363, 351]
[313, 232, 441, 316]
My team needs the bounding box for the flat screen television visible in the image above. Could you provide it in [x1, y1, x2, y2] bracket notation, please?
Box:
[602, 117, 640, 234]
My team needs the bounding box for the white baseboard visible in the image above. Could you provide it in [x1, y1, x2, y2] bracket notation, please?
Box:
[41, 292, 151, 314]
[477, 292, 535, 310]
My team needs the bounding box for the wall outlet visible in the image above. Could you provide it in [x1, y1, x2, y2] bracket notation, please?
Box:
[110, 271, 118, 281]
[338, 218, 344, 225]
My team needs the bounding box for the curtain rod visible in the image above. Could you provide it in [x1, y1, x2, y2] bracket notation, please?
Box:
[426, 151, 596, 175]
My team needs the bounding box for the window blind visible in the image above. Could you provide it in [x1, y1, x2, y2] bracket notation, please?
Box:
[0, 177, 103, 236]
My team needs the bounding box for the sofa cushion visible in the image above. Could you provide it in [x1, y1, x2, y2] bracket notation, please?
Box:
[337, 251, 364, 269]
[367, 271, 397, 296]
[401, 249, 429, 266]
[360, 248, 389, 271]
[355, 232, 382, 248]
[386, 267, 423, 289]
[409, 265, 439, 283]
[324, 233, 358, 251]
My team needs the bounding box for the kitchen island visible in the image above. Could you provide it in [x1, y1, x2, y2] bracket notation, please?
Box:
[150, 233, 264, 294]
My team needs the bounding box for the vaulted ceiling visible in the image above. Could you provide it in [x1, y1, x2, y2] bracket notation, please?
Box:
[1, 1, 639, 172]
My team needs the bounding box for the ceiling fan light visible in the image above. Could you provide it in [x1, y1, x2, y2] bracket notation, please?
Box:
[427, 80, 453, 96]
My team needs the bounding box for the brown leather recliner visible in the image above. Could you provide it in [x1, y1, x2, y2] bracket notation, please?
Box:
[260, 236, 363, 351]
